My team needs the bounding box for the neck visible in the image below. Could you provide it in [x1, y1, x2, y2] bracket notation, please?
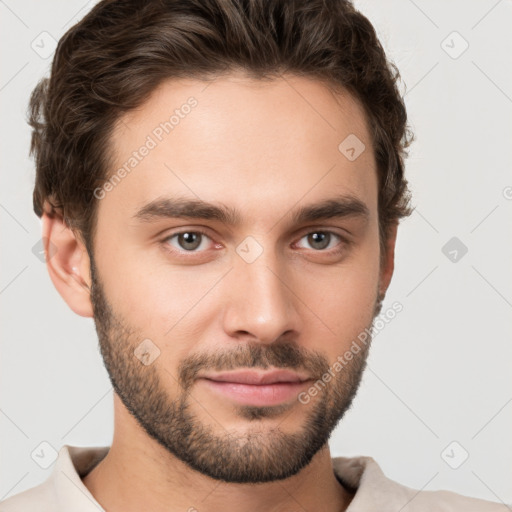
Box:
[82, 396, 354, 512]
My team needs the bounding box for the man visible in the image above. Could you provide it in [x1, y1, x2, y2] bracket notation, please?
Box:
[0, 0, 504, 510]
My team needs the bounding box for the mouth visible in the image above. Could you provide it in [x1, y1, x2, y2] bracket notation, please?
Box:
[198, 369, 313, 406]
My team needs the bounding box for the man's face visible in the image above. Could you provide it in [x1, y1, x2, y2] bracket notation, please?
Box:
[88, 73, 387, 483]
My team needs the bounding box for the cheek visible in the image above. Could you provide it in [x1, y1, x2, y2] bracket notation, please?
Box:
[102, 250, 224, 348]
[295, 238, 380, 353]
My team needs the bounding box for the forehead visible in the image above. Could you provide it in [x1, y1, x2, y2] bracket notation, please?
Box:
[100, 72, 377, 228]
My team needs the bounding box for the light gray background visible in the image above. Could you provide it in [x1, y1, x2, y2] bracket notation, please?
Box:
[1, 0, 511, 505]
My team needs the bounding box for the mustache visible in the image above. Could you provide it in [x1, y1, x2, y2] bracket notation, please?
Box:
[177, 341, 329, 391]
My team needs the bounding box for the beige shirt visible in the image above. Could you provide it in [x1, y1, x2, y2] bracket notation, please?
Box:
[0, 445, 506, 511]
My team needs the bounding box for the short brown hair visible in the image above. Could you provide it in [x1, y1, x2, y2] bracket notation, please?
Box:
[29, 0, 413, 260]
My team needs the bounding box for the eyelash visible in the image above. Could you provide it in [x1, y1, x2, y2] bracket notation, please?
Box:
[161, 228, 349, 257]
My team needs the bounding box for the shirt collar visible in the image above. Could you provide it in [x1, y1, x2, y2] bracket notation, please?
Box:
[332, 454, 414, 510]
[51, 445, 108, 511]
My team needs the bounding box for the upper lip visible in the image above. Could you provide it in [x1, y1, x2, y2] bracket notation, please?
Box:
[200, 369, 311, 385]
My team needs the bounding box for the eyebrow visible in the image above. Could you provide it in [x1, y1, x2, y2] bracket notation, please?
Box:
[132, 195, 370, 227]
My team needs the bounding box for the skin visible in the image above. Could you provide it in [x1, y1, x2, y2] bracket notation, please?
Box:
[43, 72, 397, 512]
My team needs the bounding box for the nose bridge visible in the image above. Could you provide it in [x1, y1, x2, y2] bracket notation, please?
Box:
[222, 241, 300, 342]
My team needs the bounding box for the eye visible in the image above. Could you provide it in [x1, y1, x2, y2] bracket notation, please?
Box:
[164, 230, 213, 252]
[161, 228, 347, 259]
[296, 231, 344, 252]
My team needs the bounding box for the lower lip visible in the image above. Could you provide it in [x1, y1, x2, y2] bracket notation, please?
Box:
[199, 378, 311, 406]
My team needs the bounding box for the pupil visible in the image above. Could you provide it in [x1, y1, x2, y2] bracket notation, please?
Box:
[308, 232, 329, 250]
[179, 232, 201, 250]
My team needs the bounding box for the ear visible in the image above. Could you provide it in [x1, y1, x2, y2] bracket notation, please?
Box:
[379, 221, 398, 299]
[41, 209, 93, 318]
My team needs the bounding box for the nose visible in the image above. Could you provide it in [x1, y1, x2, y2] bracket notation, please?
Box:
[221, 247, 302, 344]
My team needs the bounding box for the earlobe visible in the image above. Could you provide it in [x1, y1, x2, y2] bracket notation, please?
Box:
[42, 210, 94, 318]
